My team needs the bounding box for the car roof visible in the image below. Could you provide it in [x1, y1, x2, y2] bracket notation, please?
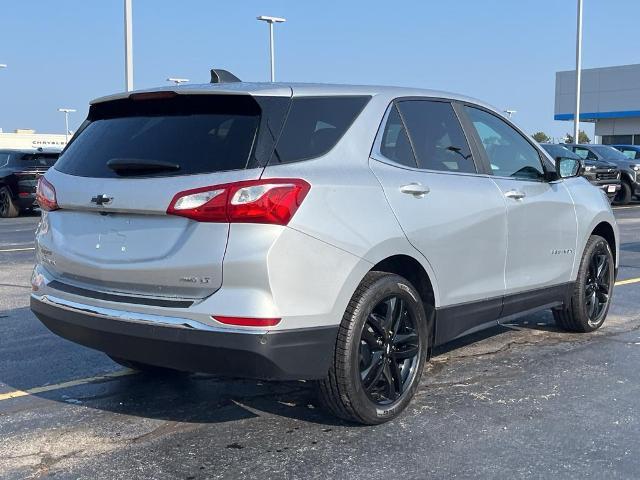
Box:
[90, 81, 498, 112]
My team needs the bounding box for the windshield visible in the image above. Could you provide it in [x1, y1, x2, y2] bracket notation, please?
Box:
[591, 145, 630, 161]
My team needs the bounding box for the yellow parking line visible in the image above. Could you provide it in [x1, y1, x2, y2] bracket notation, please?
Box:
[0, 369, 136, 402]
[0, 247, 35, 252]
[615, 277, 640, 287]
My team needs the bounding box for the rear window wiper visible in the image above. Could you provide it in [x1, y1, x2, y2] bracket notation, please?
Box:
[106, 158, 180, 172]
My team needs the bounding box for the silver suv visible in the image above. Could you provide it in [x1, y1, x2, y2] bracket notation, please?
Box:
[31, 79, 618, 424]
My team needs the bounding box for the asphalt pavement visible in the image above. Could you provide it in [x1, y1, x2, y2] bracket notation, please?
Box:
[1, 205, 640, 479]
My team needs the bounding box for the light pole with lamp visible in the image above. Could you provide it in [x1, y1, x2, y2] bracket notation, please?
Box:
[256, 15, 286, 82]
[57, 108, 76, 143]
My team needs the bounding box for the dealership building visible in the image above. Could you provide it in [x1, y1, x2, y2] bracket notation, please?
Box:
[555, 63, 640, 145]
[0, 129, 67, 150]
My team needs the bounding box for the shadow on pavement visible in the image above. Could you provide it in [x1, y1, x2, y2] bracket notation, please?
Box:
[0, 304, 565, 427]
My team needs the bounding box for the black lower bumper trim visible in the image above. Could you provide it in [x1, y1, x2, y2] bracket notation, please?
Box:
[30, 297, 338, 381]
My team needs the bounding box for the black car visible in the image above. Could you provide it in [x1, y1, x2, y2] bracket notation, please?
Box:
[540, 143, 621, 203]
[0, 149, 60, 217]
[565, 143, 639, 205]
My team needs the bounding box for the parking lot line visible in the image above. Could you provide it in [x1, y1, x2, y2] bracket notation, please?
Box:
[615, 277, 640, 287]
[0, 246, 35, 252]
[0, 369, 136, 402]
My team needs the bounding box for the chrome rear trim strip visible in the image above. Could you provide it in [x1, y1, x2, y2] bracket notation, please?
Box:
[31, 293, 268, 335]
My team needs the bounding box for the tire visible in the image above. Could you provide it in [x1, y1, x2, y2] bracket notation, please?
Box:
[553, 235, 614, 332]
[108, 355, 186, 375]
[318, 271, 430, 424]
[614, 181, 632, 205]
[0, 186, 19, 218]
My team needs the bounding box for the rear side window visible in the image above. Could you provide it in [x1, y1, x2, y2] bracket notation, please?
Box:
[270, 96, 370, 164]
[379, 105, 417, 168]
[397, 100, 476, 173]
[55, 95, 288, 178]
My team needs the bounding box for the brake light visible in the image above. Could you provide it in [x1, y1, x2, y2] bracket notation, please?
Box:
[167, 178, 310, 225]
[36, 177, 59, 211]
[212, 316, 281, 327]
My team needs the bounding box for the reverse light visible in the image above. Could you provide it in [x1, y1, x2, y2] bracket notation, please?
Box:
[36, 177, 59, 211]
[212, 316, 281, 327]
[167, 178, 310, 225]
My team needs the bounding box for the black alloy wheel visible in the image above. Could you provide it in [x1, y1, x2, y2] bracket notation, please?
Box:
[318, 272, 430, 424]
[359, 295, 420, 405]
[584, 244, 612, 327]
[554, 235, 614, 333]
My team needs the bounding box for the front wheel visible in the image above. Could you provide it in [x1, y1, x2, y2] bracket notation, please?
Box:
[553, 235, 614, 332]
[318, 272, 430, 424]
[614, 181, 632, 205]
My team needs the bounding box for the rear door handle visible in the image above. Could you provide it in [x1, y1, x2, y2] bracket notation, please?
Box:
[504, 190, 526, 200]
[400, 183, 430, 198]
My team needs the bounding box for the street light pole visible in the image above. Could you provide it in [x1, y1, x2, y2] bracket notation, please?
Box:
[57, 108, 76, 143]
[0, 64, 6, 69]
[124, 0, 133, 91]
[257, 16, 286, 82]
[574, 0, 583, 143]
[504, 109, 517, 119]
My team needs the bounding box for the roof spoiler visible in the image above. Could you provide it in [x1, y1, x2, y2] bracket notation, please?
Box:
[210, 69, 241, 84]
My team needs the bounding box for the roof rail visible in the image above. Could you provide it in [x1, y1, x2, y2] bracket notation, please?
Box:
[210, 69, 241, 84]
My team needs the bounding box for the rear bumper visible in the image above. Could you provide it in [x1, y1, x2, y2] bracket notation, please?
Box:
[30, 295, 338, 381]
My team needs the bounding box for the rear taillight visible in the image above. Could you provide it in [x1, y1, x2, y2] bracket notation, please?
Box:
[36, 177, 59, 211]
[212, 316, 281, 327]
[167, 178, 310, 225]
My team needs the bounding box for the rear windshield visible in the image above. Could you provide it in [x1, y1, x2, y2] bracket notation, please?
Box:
[54, 93, 370, 178]
[55, 94, 288, 178]
[18, 153, 59, 167]
[270, 96, 370, 164]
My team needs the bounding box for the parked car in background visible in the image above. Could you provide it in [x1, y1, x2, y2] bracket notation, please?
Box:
[565, 143, 640, 205]
[0, 148, 60, 218]
[611, 144, 640, 160]
[540, 143, 620, 203]
[31, 80, 618, 424]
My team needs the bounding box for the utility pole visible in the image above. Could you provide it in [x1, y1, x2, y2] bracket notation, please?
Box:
[574, 0, 583, 143]
[124, 0, 133, 91]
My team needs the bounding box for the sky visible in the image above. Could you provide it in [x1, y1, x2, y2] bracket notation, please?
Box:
[2, 0, 640, 141]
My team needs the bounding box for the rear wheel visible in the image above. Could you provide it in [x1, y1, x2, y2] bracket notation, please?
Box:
[553, 235, 614, 332]
[614, 181, 632, 205]
[318, 272, 429, 424]
[108, 355, 186, 375]
[0, 186, 19, 218]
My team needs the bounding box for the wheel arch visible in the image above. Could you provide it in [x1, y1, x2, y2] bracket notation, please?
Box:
[591, 221, 617, 264]
[369, 254, 436, 309]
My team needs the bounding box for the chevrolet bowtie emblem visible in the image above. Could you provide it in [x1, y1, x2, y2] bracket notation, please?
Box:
[91, 194, 113, 206]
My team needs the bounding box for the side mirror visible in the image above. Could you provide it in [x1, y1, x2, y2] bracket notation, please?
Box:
[555, 156, 584, 178]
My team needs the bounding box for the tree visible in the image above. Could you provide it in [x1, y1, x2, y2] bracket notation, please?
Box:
[565, 130, 591, 144]
[532, 131, 551, 143]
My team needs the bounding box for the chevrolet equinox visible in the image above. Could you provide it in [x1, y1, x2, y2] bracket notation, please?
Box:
[31, 75, 618, 424]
